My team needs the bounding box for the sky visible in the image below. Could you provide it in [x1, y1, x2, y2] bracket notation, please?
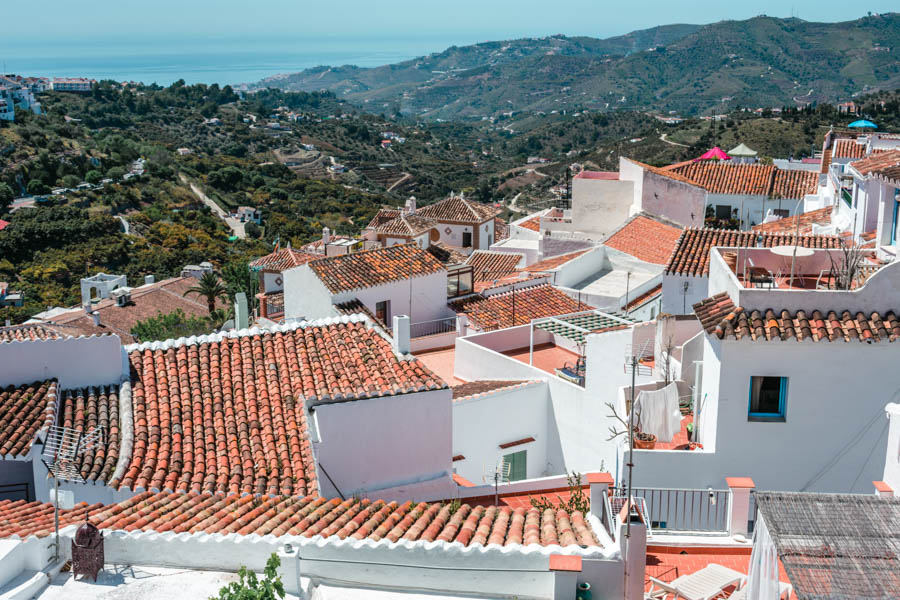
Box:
[6, 1, 898, 46]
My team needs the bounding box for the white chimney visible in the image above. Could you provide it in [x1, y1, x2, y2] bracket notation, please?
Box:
[392, 315, 411, 354]
[91, 311, 101, 327]
[144, 275, 155, 285]
[404, 196, 417, 215]
[322, 226, 331, 245]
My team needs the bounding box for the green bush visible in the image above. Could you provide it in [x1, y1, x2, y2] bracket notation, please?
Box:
[211, 553, 285, 600]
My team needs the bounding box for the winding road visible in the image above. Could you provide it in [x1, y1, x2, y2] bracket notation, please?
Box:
[179, 174, 245, 238]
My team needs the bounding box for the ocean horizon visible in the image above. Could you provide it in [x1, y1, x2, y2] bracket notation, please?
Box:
[0, 35, 476, 87]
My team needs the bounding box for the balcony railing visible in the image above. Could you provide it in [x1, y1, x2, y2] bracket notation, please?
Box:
[615, 487, 731, 534]
[409, 317, 457, 339]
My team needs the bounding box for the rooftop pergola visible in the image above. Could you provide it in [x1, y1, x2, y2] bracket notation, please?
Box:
[529, 308, 639, 357]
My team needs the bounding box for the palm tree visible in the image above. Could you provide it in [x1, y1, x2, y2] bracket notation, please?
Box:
[184, 272, 228, 313]
[206, 307, 233, 331]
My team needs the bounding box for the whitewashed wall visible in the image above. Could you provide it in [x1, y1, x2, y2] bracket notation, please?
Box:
[0, 335, 123, 389]
[452, 382, 558, 482]
[312, 388, 453, 499]
[662, 274, 709, 315]
[883, 403, 900, 494]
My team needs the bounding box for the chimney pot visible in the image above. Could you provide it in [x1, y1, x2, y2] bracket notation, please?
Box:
[322, 227, 331, 245]
[91, 311, 101, 327]
[392, 315, 411, 354]
[144, 275, 155, 285]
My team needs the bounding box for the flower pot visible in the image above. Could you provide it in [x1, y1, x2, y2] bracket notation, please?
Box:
[577, 583, 592, 600]
[633, 432, 657, 450]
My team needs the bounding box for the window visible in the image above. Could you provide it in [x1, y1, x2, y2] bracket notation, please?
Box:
[503, 450, 527, 482]
[375, 300, 390, 324]
[446, 266, 473, 298]
[715, 205, 731, 220]
[462, 231, 472, 248]
[748, 376, 787, 420]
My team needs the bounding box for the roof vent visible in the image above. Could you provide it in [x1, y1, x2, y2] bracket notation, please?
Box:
[144, 275, 155, 285]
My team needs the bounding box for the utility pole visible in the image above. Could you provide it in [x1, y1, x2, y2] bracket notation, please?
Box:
[622, 352, 638, 598]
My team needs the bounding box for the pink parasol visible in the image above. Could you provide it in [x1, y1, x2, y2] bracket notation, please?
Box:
[694, 147, 731, 161]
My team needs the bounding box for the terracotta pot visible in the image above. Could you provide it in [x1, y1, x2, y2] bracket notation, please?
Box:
[633, 433, 657, 450]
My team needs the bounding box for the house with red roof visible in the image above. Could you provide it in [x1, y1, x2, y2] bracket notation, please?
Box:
[284, 243, 459, 340]
[249, 244, 318, 320]
[636, 244, 899, 497]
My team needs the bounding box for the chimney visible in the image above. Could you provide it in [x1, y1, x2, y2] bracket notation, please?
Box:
[586, 472, 614, 521]
[404, 196, 417, 215]
[392, 315, 411, 354]
[91, 311, 101, 327]
[322, 226, 331, 245]
[234, 292, 249, 330]
[144, 274, 155, 285]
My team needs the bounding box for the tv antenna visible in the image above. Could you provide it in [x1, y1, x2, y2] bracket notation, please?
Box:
[482, 459, 511, 506]
[41, 424, 105, 562]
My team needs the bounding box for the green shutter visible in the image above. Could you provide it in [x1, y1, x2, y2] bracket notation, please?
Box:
[504, 450, 527, 481]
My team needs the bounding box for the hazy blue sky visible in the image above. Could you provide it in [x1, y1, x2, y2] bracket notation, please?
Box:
[7, 1, 897, 45]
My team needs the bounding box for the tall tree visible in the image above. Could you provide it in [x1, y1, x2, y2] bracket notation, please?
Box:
[183, 271, 228, 313]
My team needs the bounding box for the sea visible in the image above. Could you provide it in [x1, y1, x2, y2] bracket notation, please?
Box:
[0, 36, 474, 87]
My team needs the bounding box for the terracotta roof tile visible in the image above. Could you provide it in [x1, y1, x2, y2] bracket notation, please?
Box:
[118, 319, 445, 495]
[0, 491, 599, 548]
[604, 215, 683, 265]
[494, 217, 509, 241]
[473, 272, 547, 293]
[249, 248, 318, 272]
[752, 206, 833, 235]
[851, 150, 900, 177]
[333, 299, 387, 329]
[518, 216, 541, 232]
[625, 284, 662, 311]
[416, 196, 500, 224]
[366, 208, 402, 230]
[375, 213, 437, 237]
[524, 249, 592, 273]
[59, 386, 120, 483]
[451, 380, 532, 401]
[466, 251, 524, 282]
[310, 243, 444, 294]
[451, 284, 592, 330]
[832, 138, 867, 160]
[694, 293, 900, 343]
[771, 169, 819, 199]
[0, 323, 67, 343]
[665, 229, 842, 277]
[669, 163, 774, 195]
[426, 242, 469, 266]
[0, 380, 57, 457]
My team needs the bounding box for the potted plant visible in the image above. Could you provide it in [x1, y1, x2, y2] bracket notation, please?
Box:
[633, 429, 657, 450]
[686, 422, 694, 442]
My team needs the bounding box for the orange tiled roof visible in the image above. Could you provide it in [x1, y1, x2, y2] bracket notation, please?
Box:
[524, 249, 592, 272]
[669, 163, 773, 195]
[416, 196, 500, 224]
[333, 299, 387, 329]
[771, 169, 818, 199]
[752, 206, 833, 235]
[451, 380, 532, 400]
[694, 292, 900, 342]
[850, 149, 900, 176]
[820, 148, 833, 173]
[604, 215, 683, 265]
[0, 323, 68, 343]
[494, 217, 509, 241]
[118, 319, 445, 495]
[451, 283, 592, 330]
[426, 242, 469, 266]
[249, 248, 318, 272]
[0, 490, 598, 547]
[625, 284, 662, 311]
[375, 213, 436, 237]
[310, 244, 445, 294]
[518, 216, 541, 232]
[59, 386, 120, 483]
[366, 208, 402, 230]
[665, 229, 842, 276]
[0, 380, 57, 457]
[473, 272, 546, 293]
[832, 138, 866, 160]
[466, 251, 524, 282]
[630, 160, 701, 187]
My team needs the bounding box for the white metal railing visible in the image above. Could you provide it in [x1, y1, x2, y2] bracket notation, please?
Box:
[409, 317, 457, 339]
[615, 487, 731, 534]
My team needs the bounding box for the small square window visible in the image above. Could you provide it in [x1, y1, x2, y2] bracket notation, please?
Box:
[748, 376, 787, 421]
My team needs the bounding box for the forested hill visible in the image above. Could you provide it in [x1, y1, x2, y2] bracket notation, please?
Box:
[253, 13, 900, 119]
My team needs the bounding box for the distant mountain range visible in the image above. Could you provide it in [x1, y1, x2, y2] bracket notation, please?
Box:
[252, 14, 900, 119]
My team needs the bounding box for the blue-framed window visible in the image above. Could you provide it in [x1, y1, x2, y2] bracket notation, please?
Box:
[748, 376, 787, 421]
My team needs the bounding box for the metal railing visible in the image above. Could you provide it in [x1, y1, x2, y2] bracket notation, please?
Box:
[409, 317, 457, 339]
[625, 487, 731, 534]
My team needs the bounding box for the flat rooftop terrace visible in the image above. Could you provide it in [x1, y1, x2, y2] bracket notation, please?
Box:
[502, 343, 579, 376]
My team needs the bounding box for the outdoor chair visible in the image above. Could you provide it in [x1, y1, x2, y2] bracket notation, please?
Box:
[646, 563, 747, 600]
[727, 580, 793, 600]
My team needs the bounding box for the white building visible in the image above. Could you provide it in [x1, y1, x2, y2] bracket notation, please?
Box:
[50, 77, 95, 93]
[283, 243, 455, 328]
[632, 245, 899, 495]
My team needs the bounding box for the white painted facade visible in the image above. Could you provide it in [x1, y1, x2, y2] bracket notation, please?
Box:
[661, 273, 710, 315]
[312, 388, 454, 500]
[882, 403, 900, 495]
[0, 335, 124, 389]
[452, 382, 560, 483]
[283, 264, 452, 325]
[620, 158, 705, 229]
[630, 253, 900, 494]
